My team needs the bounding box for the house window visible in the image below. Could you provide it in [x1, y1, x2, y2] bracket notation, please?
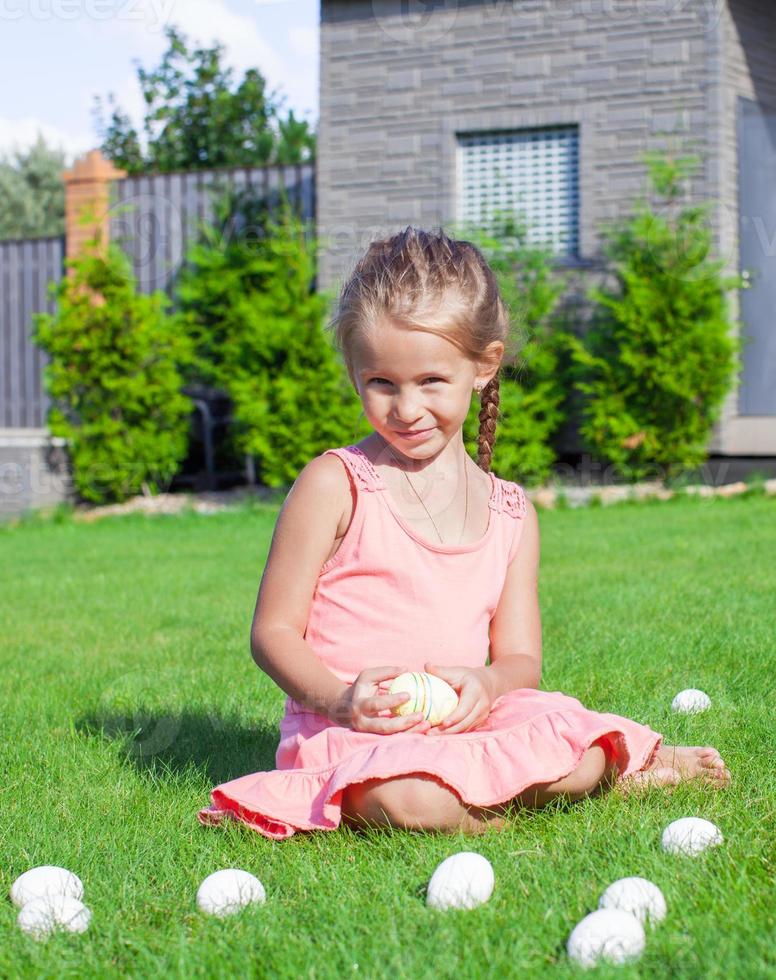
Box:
[456, 126, 580, 257]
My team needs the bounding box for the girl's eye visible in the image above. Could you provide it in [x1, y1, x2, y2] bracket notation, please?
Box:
[368, 378, 444, 385]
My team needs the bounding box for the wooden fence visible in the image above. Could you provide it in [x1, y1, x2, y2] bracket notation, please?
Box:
[0, 235, 65, 429]
[0, 161, 315, 430]
[109, 162, 315, 296]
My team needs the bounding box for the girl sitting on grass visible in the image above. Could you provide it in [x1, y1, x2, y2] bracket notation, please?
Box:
[198, 226, 729, 839]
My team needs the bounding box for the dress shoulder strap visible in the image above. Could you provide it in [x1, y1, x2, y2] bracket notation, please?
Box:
[491, 476, 527, 519]
[323, 445, 386, 493]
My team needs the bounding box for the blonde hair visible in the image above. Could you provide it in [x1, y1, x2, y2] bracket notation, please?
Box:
[326, 226, 517, 472]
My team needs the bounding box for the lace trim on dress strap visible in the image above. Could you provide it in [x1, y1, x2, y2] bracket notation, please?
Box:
[326, 445, 385, 492]
[494, 478, 527, 519]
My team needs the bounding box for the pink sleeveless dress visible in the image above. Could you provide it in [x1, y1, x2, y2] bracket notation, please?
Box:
[198, 444, 662, 839]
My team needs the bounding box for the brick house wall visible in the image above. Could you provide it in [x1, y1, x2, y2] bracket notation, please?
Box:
[318, 0, 776, 456]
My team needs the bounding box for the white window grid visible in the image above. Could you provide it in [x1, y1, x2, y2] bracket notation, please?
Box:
[456, 126, 580, 257]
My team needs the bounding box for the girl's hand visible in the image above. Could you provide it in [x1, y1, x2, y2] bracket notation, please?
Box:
[423, 662, 495, 735]
[328, 666, 432, 735]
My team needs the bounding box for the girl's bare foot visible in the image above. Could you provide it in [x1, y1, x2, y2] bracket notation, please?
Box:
[617, 744, 730, 795]
[617, 766, 682, 794]
[654, 745, 731, 785]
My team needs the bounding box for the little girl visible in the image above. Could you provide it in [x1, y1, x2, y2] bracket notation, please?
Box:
[198, 226, 729, 839]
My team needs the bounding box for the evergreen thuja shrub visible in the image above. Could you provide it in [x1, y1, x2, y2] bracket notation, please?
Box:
[454, 213, 575, 486]
[175, 187, 362, 487]
[569, 152, 746, 482]
[32, 241, 194, 504]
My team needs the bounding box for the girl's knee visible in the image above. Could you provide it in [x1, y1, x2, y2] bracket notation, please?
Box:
[341, 774, 472, 832]
[340, 778, 399, 829]
[386, 774, 467, 830]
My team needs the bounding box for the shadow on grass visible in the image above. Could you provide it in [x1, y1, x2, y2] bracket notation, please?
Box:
[76, 706, 282, 786]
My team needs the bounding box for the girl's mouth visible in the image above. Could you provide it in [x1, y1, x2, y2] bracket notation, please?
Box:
[395, 427, 434, 441]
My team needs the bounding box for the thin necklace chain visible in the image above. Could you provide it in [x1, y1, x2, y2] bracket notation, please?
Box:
[382, 437, 469, 545]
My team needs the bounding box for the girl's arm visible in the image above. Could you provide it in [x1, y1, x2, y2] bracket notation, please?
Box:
[253, 626, 349, 720]
[250, 454, 351, 719]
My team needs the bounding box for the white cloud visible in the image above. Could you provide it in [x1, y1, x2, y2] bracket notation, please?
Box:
[81, 0, 287, 83]
[0, 117, 93, 164]
[288, 26, 317, 59]
[174, 0, 287, 82]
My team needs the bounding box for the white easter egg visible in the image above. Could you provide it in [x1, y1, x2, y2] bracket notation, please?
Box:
[598, 876, 667, 926]
[671, 689, 711, 714]
[10, 866, 84, 909]
[661, 817, 723, 856]
[196, 868, 266, 917]
[426, 852, 495, 910]
[17, 895, 92, 940]
[567, 908, 646, 968]
[389, 671, 458, 726]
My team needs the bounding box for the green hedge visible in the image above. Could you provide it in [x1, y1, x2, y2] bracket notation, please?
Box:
[174, 186, 363, 486]
[568, 152, 745, 482]
[33, 241, 194, 504]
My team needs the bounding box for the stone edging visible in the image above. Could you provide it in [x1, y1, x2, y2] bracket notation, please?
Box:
[60, 477, 776, 523]
[530, 478, 776, 509]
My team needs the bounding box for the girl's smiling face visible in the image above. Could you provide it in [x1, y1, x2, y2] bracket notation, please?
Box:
[352, 319, 493, 455]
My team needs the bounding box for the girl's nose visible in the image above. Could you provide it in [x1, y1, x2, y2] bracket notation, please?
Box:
[394, 391, 423, 424]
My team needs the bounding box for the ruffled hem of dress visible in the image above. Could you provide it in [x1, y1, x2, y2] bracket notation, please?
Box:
[197, 703, 663, 841]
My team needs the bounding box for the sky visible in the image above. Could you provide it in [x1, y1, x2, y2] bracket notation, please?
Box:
[0, 0, 319, 163]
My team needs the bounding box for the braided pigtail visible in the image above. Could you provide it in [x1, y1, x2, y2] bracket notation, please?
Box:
[476, 373, 500, 473]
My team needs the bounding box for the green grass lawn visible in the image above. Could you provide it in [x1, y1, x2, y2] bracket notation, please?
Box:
[2, 491, 774, 978]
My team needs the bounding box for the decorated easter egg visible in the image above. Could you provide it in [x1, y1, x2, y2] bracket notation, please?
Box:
[661, 817, 723, 856]
[17, 895, 92, 940]
[598, 876, 667, 926]
[426, 852, 495, 910]
[567, 908, 645, 968]
[671, 689, 711, 714]
[389, 671, 458, 726]
[196, 869, 266, 917]
[10, 866, 84, 909]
